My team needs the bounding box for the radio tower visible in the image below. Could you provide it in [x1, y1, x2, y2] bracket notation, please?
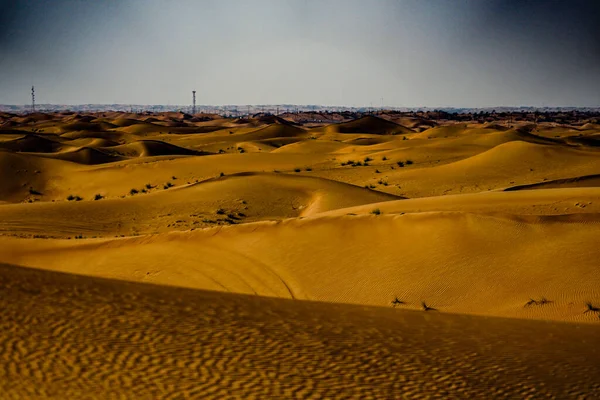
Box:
[192, 90, 196, 115]
[31, 86, 35, 113]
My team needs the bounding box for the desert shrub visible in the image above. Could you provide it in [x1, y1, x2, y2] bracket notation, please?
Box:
[406, 160, 414, 165]
[216, 208, 225, 215]
[364, 157, 372, 162]
[397, 161, 405, 167]
[130, 188, 138, 195]
[371, 208, 381, 215]
[172, 176, 177, 180]
[67, 195, 83, 201]
[220, 172, 225, 177]
[305, 167, 312, 171]
[382, 156, 388, 161]
[94, 194, 103, 200]
[29, 187, 42, 195]
[145, 184, 153, 189]
[375, 169, 381, 173]
[294, 168, 301, 173]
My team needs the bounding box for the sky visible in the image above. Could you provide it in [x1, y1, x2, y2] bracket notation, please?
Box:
[0, 0, 599, 107]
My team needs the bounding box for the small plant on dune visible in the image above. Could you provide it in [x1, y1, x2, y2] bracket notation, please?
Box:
[305, 167, 312, 171]
[525, 297, 553, 307]
[29, 187, 42, 196]
[391, 297, 405, 307]
[369, 184, 376, 189]
[371, 208, 381, 215]
[130, 188, 139, 195]
[406, 160, 414, 165]
[397, 161, 405, 167]
[219, 172, 225, 177]
[382, 156, 388, 161]
[218, 149, 225, 154]
[375, 169, 381, 173]
[294, 168, 301, 173]
[584, 302, 600, 314]
[421, 302, 437, 311]
[141, 189, 147, 193]
[216, 208, 226, 215]
[94, 194, 103, 201]
[524, 298, 538, 308]
[538, 297, 553, 305]
[403, 136, 408, 140]
[67, 195, 82, 201]
[145, 184, 153, 189]
[172, 176, 177, 180]
[364, 157, 372, 163]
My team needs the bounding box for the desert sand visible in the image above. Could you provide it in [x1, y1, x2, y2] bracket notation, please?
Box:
[1, 110, 600, 397]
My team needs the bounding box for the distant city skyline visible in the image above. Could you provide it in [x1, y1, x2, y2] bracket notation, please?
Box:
[1, 0, 599, 107]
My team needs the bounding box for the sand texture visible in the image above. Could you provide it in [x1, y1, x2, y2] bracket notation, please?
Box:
[1, 111, 600, 397]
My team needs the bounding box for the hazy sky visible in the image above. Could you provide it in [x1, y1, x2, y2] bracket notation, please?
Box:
[1, 0, 599, 107]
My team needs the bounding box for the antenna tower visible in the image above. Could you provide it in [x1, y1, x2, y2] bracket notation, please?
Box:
[192, 90, 196, 115]
[31, 86, 35, 113]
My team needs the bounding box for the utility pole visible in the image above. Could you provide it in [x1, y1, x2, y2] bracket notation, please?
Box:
[192, 90, 196, 115]
[31, 86, 35, 113]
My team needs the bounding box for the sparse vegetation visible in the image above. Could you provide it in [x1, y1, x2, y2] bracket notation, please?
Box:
[216, 208, 226, 215]
[364, 157, 372, 163]
[28, 187, 42, 196]
[220, 172, 225, 177]
[421, 302, 437, 311]
[294, 168, 301, 173]
[130, 189, 138, 195]
[375, 169, 380, 173]
[67, 195, 83, 201]
[145, 184, 153, 189]
[406, 160, 414, 165]
[94, 194, 103, 201]
[584, 302, 600, 314]
[382, 156, 388, 161]
[305, 167, 312, 171]
[391, 297, 405, 307]
[397, 161, 405, 167]
[371, 208, 381, 215]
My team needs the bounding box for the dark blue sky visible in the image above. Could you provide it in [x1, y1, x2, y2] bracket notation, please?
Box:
[1, 0, 599, 106]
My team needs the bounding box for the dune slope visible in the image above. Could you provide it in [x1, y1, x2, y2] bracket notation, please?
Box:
[1, 263, 599, 399]
[2, 212, 599, 322]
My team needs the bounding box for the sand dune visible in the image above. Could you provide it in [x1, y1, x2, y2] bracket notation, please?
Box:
[2, 212, 599, 323]
[2, 111, 600, 396]
[0, 134, 70, 153]
[2, 263, 598, 398]
[323, 115, 413, 135]
[0, 172, 401, 238]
